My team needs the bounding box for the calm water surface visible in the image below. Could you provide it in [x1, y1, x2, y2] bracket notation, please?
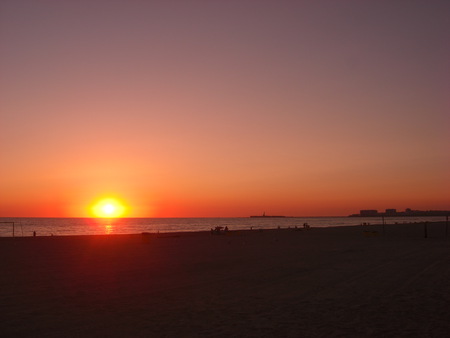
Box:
[0, 216, 446, 237]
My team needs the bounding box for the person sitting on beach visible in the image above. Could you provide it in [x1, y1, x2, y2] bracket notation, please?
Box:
[213, 226, 223, 234]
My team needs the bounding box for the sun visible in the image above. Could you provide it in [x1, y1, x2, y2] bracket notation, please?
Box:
[90, 198, 127, 218]
[102, 203, 116, 215]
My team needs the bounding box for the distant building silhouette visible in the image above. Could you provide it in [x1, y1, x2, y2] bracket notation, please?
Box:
[350, 208, 450, 217]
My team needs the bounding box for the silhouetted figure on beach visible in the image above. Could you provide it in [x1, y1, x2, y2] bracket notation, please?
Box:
[211, 227, 225, 235]
[33, 231, 36, 237]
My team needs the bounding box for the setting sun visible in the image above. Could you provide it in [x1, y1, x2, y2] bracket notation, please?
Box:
[90, 198, 128, 218]
[102, 203, 115, 215]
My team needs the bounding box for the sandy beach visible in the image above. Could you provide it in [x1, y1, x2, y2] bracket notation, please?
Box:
[1, 222, 450, 337]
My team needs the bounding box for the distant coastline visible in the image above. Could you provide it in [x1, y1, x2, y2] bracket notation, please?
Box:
[250, 212, 286, 218]
[349, 208, 450, 217]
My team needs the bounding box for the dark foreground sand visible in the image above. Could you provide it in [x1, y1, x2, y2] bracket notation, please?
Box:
[1, 222, 450, 337]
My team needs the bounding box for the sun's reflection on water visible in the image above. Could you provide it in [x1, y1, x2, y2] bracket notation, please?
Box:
[104, 224, 113, 235]
[90, 218, 116, 235]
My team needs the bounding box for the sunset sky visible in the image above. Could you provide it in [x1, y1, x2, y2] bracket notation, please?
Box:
[1, 0, 449, 217]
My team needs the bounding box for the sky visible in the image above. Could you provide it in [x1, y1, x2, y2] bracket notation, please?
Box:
[1, 0, 449, 217]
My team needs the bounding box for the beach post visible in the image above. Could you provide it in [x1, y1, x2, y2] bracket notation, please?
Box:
[446, 215, 448, 238]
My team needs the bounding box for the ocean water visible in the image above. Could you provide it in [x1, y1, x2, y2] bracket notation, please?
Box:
[0, 216, 446, 237]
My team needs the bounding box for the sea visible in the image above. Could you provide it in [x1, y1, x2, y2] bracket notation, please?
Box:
[0, 216, 447, 237]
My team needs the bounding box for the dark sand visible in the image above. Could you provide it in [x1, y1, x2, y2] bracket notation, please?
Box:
[1, 222, 450, 337]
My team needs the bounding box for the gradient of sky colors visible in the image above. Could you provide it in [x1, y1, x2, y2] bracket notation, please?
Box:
[1, 0, 449, 217]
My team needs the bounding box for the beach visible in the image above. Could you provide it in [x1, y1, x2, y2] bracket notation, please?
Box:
[1, 222, 450, 337]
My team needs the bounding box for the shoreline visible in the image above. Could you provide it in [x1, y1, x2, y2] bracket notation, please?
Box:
[0, 220, 448, 240]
